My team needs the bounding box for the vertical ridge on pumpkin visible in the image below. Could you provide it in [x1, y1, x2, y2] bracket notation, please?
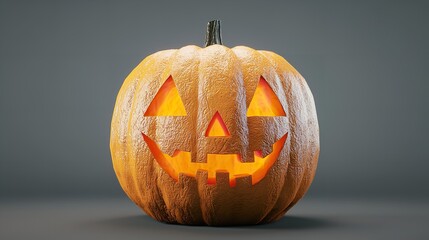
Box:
[280, 72, 313, 212]
[126, 50, 177, 222]
[258, 50, 318, 223]
[110, 53, 153, 199]
[256, 51, 296, 223]
[288, 72, 320, 206]
[122, 54, 159, 207]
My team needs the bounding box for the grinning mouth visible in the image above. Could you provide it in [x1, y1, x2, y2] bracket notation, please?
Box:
[142, 133, 287, 187]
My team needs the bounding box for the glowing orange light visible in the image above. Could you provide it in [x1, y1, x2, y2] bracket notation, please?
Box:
[142, 133, 288, 186]
[247, 76, 286, 116]
[144, 76, 187, 116]
[205, 111, 230, 137]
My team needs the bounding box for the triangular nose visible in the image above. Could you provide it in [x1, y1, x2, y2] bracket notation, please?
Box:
[205, 111, 230, 137]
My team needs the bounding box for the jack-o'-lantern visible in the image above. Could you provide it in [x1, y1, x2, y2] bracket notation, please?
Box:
[110, 20, 319, 226]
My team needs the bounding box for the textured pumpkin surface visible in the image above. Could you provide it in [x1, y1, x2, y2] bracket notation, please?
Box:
[110, 45, 319, 225]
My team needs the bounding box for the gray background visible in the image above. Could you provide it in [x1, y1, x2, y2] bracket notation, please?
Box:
[2, 0, 428, 200]
[1, 0, 429, 239]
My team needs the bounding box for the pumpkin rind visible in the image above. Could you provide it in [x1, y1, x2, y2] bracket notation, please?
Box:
[110, 45, 319, 225]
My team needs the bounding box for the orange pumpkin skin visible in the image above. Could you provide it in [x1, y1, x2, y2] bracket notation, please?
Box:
[110, 44, 319, 225]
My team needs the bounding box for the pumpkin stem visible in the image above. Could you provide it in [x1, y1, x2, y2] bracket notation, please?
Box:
[204, 20, 222, 47]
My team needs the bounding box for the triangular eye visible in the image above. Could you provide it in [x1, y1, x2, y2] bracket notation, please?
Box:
[247, 76, 286, 117]
[144, 76, 187, 116]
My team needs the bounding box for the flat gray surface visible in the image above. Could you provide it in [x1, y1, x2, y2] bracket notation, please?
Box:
[1, 197, 428, 240]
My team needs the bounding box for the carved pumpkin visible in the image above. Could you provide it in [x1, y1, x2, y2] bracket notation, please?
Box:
[110, 20, 319, 226]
